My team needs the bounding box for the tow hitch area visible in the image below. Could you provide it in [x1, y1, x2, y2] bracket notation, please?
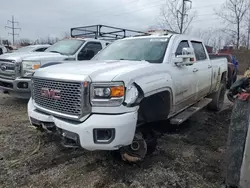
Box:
[60, 129, 81, 148]
[30, 117, 81, 148]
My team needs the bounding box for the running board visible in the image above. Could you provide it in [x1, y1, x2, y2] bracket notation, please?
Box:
[170, 98, 212, 125]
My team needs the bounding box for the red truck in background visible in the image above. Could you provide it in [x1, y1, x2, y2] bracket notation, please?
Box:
[205, 45, 238, 89]
[209, 53, 238, 89]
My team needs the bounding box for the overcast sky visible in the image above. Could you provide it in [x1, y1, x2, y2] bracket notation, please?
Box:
[0, 0, 225, 42]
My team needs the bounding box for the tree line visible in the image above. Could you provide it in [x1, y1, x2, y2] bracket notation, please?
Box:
[159, 0, 250, 50]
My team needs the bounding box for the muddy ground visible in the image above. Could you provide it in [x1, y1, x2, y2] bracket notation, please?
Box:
[0, 92, 233, 188]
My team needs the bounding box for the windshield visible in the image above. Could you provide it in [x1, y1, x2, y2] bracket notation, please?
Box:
[93, 37, 169, 63]
[45, 39, 84, 55]
[16, 46, 37, 53]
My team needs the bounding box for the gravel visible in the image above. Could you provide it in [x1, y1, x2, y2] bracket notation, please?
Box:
[0, 92, 233, 188]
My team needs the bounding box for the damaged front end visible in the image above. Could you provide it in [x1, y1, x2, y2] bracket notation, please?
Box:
[30, 117, 81, 148]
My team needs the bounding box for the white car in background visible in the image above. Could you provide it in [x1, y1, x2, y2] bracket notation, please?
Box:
[14, 44, 51, 53]
[0, 39, 109, 99]
[0, 45, 8, 55]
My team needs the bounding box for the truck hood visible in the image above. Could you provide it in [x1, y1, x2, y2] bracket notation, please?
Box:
[0, 52, 67, 62]
[35, 60, 154, 82]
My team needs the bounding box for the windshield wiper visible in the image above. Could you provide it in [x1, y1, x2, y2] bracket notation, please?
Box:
[119, 58, 140, 61]
[49, 50, 62, 54]
[119, 58, 150, 62]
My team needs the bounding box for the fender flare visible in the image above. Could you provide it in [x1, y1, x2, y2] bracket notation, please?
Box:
[124, 82, 174, 111]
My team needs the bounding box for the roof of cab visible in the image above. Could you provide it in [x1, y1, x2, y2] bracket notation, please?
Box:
[121, 34, 174, 40]
[120, 33, 205, 44]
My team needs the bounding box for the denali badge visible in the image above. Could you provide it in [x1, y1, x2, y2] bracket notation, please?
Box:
[41, 88, 61, 99]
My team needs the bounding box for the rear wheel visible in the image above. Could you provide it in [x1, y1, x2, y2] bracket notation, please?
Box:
[208, 81, 227, 111]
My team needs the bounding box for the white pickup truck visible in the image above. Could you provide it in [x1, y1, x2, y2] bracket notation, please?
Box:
[0, 38, 109, 98]
[28, 33, 228, 162]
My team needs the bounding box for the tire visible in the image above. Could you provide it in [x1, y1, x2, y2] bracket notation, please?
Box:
[208, 82, 227, 111]
[233, 71, 237, 83]
[227, 78, 233, 89]
[143, 130, 157, 155]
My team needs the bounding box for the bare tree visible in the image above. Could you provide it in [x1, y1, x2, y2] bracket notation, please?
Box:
[63, 31, 70, 39]
[159, 0, 196, 34]
[34, 36, 60, 45]
[245, 9, 250, 49]
[18, 38, 32, 46]
[215, 0, 250, 49]
[240, 33, 248, 48]
[192, 28, 234, 52]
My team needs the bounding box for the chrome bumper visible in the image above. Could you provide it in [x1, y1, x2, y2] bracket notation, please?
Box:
[0, 77, 31, 99]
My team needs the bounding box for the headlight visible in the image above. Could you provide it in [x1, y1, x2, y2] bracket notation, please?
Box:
[22, 61, 41, 77]
[91, 82, 125, 107]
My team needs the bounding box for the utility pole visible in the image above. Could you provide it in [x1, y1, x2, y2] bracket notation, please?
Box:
[179, 0, 192, 34]
[5, 15, 21, 45]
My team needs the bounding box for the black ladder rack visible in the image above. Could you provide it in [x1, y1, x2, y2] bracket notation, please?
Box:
[70, 24, 150, 41]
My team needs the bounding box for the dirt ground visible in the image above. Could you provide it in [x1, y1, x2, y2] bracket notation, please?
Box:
[0, 92, 233, 188]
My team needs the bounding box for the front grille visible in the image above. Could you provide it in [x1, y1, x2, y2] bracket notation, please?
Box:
[0, 59, 16, 79]
[32, 78, 83, 117]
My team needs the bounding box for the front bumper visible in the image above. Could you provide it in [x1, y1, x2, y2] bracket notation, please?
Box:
[28, 99, 137, 151]
[0, 77, 31, 99]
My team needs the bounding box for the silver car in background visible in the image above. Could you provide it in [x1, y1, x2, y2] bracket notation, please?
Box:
[14, 44, 51, 53]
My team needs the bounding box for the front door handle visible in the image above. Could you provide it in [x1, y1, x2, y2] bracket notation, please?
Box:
[193, 68, 199, 72]
[208, 65, 212, 69]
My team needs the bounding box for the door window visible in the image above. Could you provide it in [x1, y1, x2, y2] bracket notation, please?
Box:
[78, 42, 102, 60]
[175, 40, 189, 56]
[191, 41, 207, 61]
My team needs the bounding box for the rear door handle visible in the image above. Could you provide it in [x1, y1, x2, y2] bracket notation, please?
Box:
[208, 65, 212, 69]
[193, 68, 199, 72]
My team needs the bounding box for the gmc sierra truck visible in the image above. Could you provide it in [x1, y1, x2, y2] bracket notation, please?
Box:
[28, 33, 228, 162]
[0, 38, 110, 98]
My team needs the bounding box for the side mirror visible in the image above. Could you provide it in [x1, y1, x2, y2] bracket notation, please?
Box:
[78, 49, 95, 60]
[175, 47, 196, 66]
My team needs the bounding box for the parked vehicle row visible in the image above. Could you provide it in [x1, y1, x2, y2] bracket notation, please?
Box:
[0, 38, 109, 98]
[26, 32, 228, 162]
[0, 44, 50, 55]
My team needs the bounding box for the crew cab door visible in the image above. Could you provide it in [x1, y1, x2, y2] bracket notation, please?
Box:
[190, 41, 212, 99]
[77, 42, 103, 60]
[171, 40, 197, 111]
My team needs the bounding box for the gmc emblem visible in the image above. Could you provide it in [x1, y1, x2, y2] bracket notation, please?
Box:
[41, 88, 61, 100]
